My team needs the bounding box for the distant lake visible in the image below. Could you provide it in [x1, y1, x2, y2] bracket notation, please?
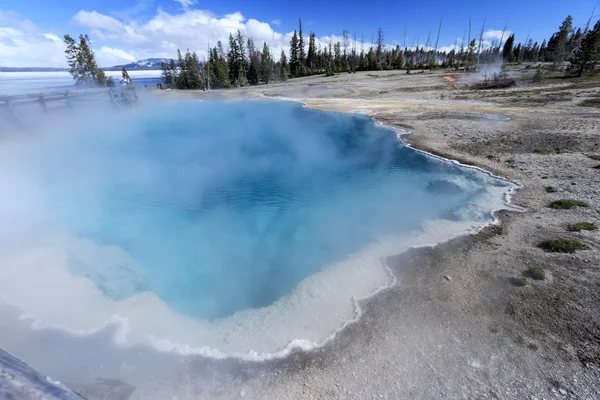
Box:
[0, 70, 164, 96]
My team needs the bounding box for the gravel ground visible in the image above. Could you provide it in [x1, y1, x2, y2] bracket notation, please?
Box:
[149, 65, 600, 399]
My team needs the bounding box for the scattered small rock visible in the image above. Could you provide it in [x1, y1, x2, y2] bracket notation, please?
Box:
[545, 186, 557, 193]
[444, 275, 452, 281]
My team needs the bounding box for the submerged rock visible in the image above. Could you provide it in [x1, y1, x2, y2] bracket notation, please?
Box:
[425, 180, 464, 195]
[67, 239, 147, 301]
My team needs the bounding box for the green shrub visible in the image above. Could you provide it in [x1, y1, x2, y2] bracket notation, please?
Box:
[549, 199, 589, 209]
[568, 222, 598, 232]
[527, 266, 546, 280]
[539, 239, 585, 253]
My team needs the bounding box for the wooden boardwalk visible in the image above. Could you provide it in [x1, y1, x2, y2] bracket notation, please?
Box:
[0, 86, 139, 126]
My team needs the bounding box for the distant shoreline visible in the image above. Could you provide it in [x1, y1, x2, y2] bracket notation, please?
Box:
[0, 67, 163, 73]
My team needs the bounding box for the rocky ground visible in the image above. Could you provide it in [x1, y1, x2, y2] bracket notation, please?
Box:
[151, 65, 600, 399]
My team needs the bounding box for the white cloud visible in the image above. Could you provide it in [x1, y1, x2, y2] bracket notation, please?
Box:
[72, 10, 124, 33]
[482, 29, 512, 43]
[71, 9, 293, 61]
[173, 0, 197, 11]
[0, 11, 141, 67]
[99, 46, 137, 64]
[43, 33, 61, 42]
[271, 19, 281, 26]
[0, 17, 66, 68]
[2, 7, 511, 68]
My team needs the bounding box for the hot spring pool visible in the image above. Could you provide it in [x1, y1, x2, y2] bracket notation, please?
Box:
[0, 100, 516, 357]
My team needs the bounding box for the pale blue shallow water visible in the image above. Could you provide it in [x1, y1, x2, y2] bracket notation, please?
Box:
[28, 100, 509, 321]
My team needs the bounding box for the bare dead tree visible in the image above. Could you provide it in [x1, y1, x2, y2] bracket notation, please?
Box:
[465, 19, 471, 72]
[432, 18, 443, 70]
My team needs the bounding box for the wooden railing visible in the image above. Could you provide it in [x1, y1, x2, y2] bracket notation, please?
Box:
[0, 86, 139, 126]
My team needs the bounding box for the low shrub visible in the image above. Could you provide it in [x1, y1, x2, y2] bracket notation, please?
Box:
[568, 222, 598, 232]
[549, 199, 589, 209]
[526, 266, 546, 280]
[539, 239, 585, 253]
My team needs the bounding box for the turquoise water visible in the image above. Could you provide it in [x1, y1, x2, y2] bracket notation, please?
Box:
[23, 100, 507, 321]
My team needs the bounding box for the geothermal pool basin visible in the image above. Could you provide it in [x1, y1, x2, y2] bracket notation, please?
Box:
[0, 100, 515, 358]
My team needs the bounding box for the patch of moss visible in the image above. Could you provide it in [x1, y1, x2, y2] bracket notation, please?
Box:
[511, 277, 528, 287]
[568, 222, 598, 232]
[549, 199, 589, 209]
[539, 239, 585, 253]
[556, 149, 568, 154]
[525, 266, 546, 280]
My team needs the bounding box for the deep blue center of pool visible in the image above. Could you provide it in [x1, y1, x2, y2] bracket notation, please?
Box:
[39, 100, 503, 320]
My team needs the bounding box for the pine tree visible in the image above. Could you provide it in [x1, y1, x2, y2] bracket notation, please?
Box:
[176, 49, 187, 89]
[290, 30, 300, 77]
[550, 15, 574, 70]
[95, 68, 107, 86]
[236, 30, 247, 86]
[465, 40, 477, 71]
[260, 42, 273, 84]
[513, 43, 522, 63]
[333, 42, 341, 72]
[161, 61, 170, 86]
[280, 50, 289, 81]
[376, 28, 384, 69]
[169, 59, 178, 86]
[393, 45, 404, 69]
[63, 34, 101, 86]
[298, 19, 306, 70]
[186, 51, 203, 89]
[503, 34, 515, 62]
[246, 37, 260, 85]
[570, 20, 600, 76]
[208, 46, 230, 88]
[307, 32, 317, 73]
[539, 39, 548, 61]
[227, 33, 240, 86]
[367, 47, 377, 70]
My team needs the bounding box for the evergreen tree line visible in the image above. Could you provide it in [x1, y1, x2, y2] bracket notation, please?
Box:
[160, 13, 600, 89]
[500, 14, 600, 72]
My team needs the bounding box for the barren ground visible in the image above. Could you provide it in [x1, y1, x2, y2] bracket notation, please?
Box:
[150, 65, 600, 400]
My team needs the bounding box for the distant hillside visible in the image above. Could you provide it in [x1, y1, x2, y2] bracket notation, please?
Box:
[1, 58, 170, 73]
[110, 58, 171, 70]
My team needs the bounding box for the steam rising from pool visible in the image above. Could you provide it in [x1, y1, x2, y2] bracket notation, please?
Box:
[0, 100, 515, 357]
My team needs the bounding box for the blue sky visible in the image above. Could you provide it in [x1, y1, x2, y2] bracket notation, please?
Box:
[0, 0, 598, 67]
